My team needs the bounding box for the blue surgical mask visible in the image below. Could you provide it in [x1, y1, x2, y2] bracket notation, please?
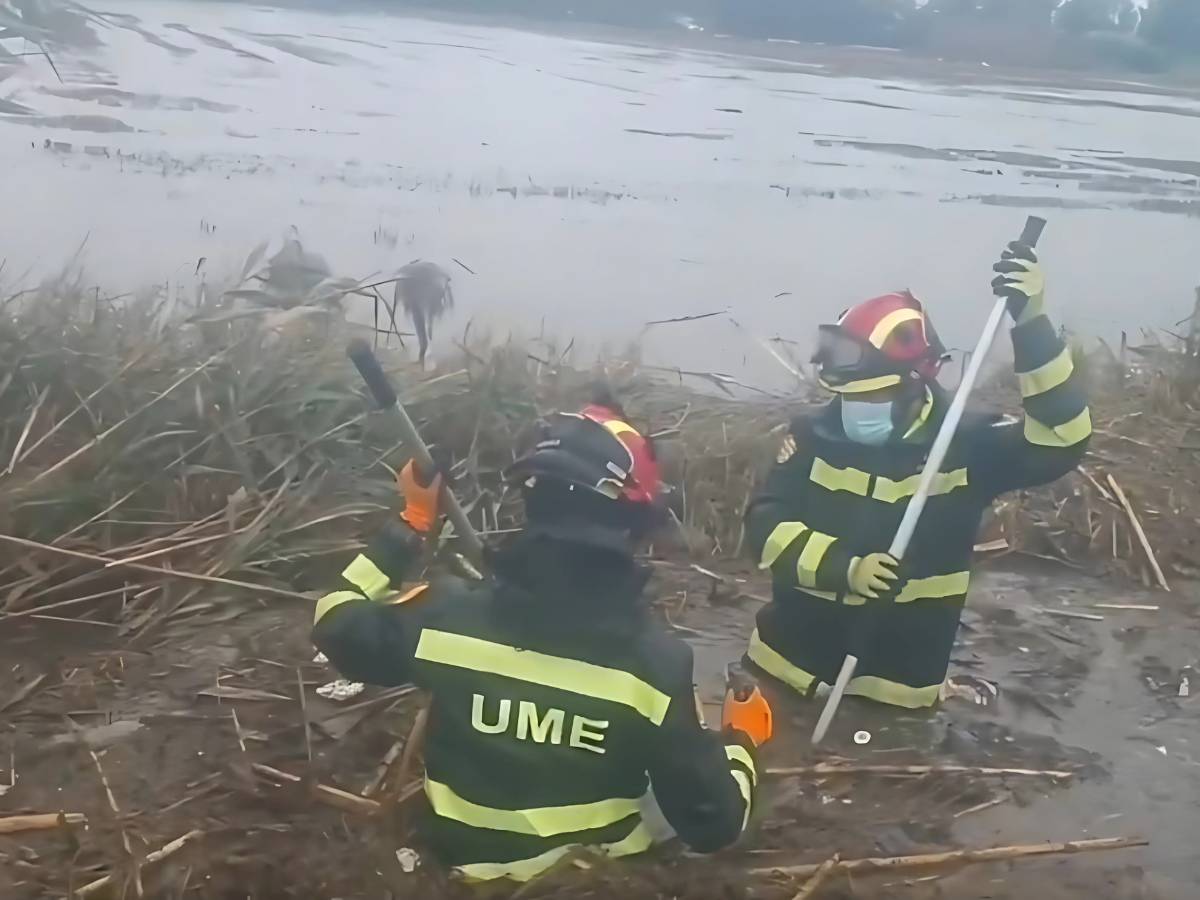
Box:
[841, 399, 894, 446]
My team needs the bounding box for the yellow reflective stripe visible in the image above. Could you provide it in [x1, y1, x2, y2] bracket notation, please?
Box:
[426, 779, 639, 837]
[846, 675, 941, 709]
[894, 571, 970, 604]
[760, 522, 808, 570]
[341, 553, 391, 599]
[731, 769, 752, 828]
[873, 468, 968, 504]
[901, 387, 934, 440]
[820, 374, 903, 394]
[455, 822, 654, 882]
[867, 308, 922, 348]
[809, 458, 869, 496]
[725, 744, 757, 786]
[1017, 346, 1074, 397]
[747, 629, 816, 694]
[1024, 407, 1092, 448]
[313, 590, 363, 625]
[415, 631, 671, 725]
[599, 418, 638, 439]
[797, 531, 836, 587]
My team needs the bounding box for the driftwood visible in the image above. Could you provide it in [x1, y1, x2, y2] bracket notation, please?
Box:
[0, 812, 86, 834]
[752, 836, 1146, 878]
[75, 830, 204, 899]
[251, 763, 382, 816]
[1106, 474, 1170, 592]
[767, 764, 1073, 779]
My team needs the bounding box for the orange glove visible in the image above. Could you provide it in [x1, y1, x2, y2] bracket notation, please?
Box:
[397, 458, 443, 534]
[722, 667, 773, 748]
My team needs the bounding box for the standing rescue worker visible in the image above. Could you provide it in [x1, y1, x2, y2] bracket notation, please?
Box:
[744, 242, 1090, 708]
[313, 403, 772, 881]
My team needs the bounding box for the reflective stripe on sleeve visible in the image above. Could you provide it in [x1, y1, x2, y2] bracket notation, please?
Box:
[846, 675, 941, 709]
[415, 630, 671, 725]
[797, 531, 836, 587]
[313, 590, 363, 625]
[341, 553, 391, 599]
[893, 571, 970, 604]
[872, 468, 968, 504]
[1024, 407, 1092, 448]
[426, 779, 640, 837]
[725, 744, 757, 786]
[747, 628, 817, 694]
[1017, 346, 1074, 397]
[760, 522, 808, 570]
[809, 458, 869, 496]
[455, 821, 654, 882]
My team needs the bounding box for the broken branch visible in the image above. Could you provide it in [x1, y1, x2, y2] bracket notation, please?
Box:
[75, 830, 204, 899]
[251, 763, 382, 816]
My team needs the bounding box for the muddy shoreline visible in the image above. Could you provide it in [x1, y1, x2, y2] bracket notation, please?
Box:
[3, 559, 1194, 898]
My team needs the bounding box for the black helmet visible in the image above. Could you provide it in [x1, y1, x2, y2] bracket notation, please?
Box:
[505, 411, 662, 552]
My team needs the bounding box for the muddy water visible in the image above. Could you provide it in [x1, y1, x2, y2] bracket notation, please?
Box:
[2, 3, 1200, 385]
[680, 567, 1200, 895]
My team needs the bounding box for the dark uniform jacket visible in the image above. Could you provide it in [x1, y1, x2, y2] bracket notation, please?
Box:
[312, 528, 756, 881]
[745, 309, 1090, 708]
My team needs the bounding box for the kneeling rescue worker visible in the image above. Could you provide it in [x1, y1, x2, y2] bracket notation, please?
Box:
[312, 402, 773, 881]
[745, 241, 1090, 708]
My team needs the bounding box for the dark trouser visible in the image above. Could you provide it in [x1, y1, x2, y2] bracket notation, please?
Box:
[747, 591, 964, 709]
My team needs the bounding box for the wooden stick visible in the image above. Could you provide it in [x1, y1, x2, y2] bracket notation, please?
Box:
[792, 853, 839, 900]
[251, 763, 382, 816]
[380, 704, 429, 809]
[1077, 466, 1114, 502]
[751, 836, 1146, 878]
[88, 748, 142, 897]
[75, 830, 204, 899]
[1038, 608, 1105, 622]
[1092, 604, 1159, 612]
[0, 812, 86, 834]
[1106, 474, 1170, 592]
[766, 764, 1073, 779]
[362, 739, 405, 797]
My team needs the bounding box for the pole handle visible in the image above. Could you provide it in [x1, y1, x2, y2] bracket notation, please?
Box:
[347, 338, 398, 409]
[1019, 215, 1047, 248]
[345, 340, 486, 567]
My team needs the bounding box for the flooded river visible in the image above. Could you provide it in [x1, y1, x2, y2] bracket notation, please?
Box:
[2, 3, 1200, 382]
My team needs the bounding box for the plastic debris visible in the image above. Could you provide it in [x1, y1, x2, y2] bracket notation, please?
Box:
[396, 848, 420, 873]
[853, 730, 872, 745]
[316, 679, 365, 702]
[312, 651, 329, 665]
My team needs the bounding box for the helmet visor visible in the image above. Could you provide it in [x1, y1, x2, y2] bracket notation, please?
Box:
[814, 325, 872, 372]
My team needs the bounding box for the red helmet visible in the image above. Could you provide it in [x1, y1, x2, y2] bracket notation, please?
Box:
[814, 291, 946, 393]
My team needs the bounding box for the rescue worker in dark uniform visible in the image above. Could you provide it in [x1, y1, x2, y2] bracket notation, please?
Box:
[312, 403, 773, 882]
[744, 241, 1090, 709]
